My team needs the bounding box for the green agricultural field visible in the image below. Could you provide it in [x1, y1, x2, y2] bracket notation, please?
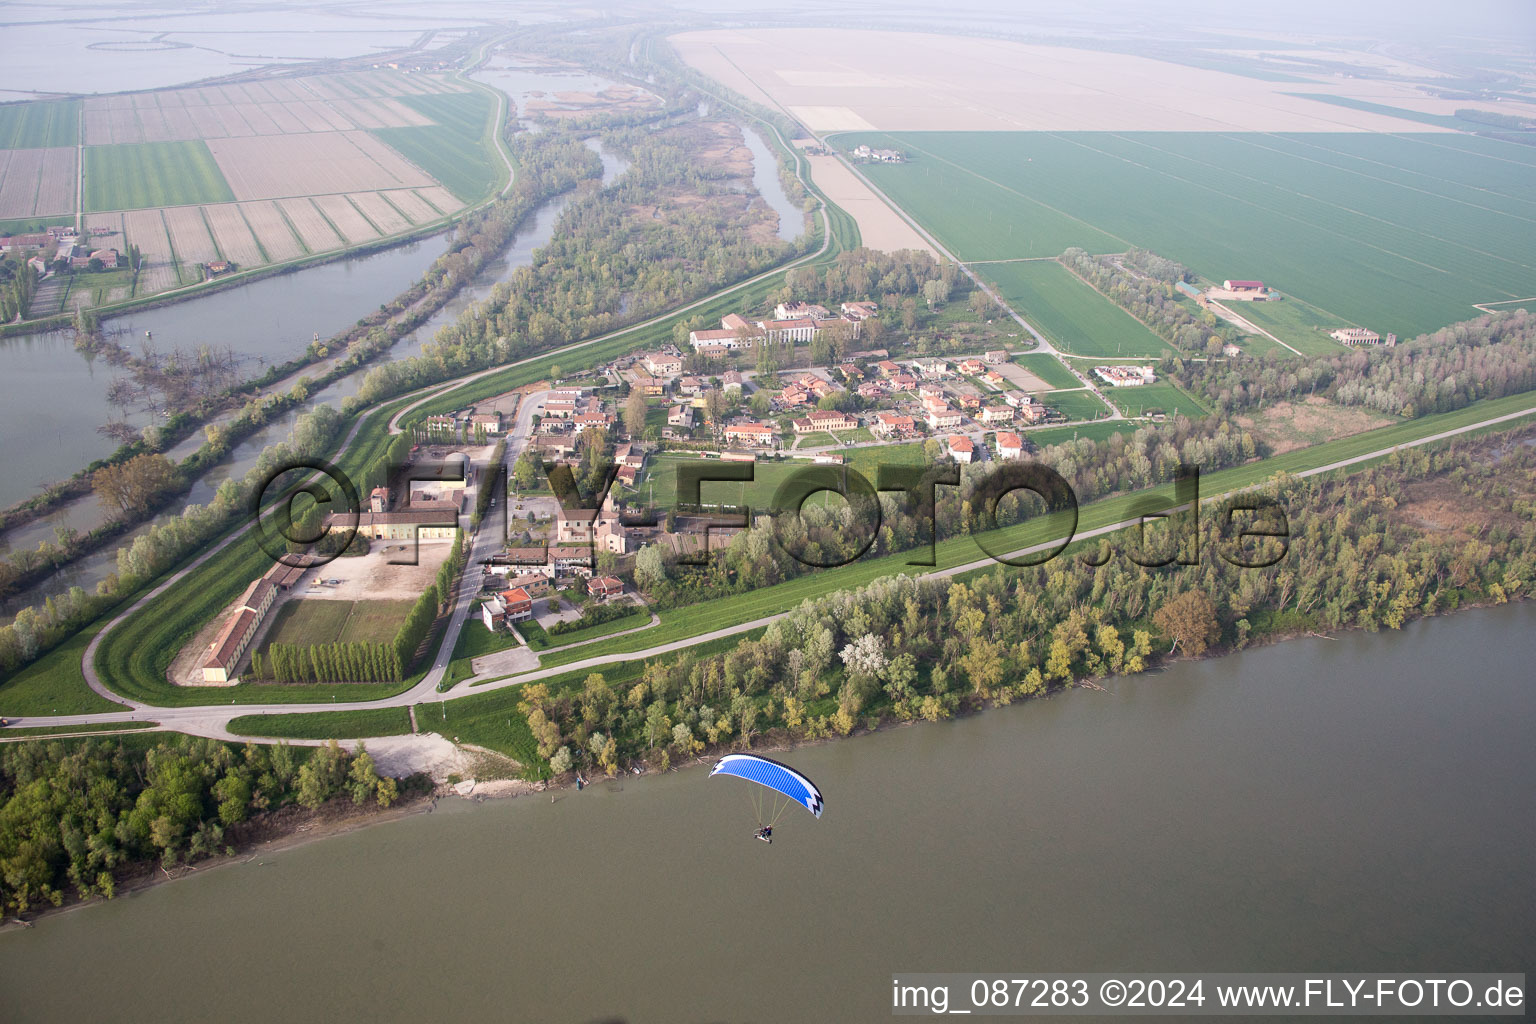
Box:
[1103, 381, 1209, 419]
[83, 141, 234, 211]
[0, 99, 80, 149]
[258, 598, 413, 653]
[981, 260, 1173, 357]
[1012, 352, 1082, 390]
[1026, 421, 1137, 448]
[1228, 296, 1353, 355]
[1042, 388, 1112, 421]
[845, 130, 1536, 340]
[0, 215, 75, 236]
[374, 91, 499, 202]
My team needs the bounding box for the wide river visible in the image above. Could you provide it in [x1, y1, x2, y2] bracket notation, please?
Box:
[1, 602, 1531, 1022]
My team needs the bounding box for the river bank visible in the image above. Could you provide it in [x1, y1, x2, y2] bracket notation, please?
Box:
[3, 598, 1530, 1022]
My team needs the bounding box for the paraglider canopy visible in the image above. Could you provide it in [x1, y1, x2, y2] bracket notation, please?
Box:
[710, 754, 824, 819]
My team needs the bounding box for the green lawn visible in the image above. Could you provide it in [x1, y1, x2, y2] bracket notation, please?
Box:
[524, 606, 649, 652]
[1042, 388, 1112, 421]
[0, 99, 80, 148]
[373, 90, 500, 202]
[639, 455, 857, 512]
[846, 130, 1536, 340]
[83, 141, 234, 212]
[1227, 296, 1353, 355]
[1026, 421, 1139, 448]
[981, 260, 1174, 357]
[227, 707, 412, 740]
[1102, 381, 1209, 419]
[1012, 352, 1082, 390]
[258, 599, 413, 653]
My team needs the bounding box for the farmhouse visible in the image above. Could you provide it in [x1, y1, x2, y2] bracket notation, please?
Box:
[985, 350, 1009, 364]
[200, 578, 278, 683]
[1094, 365, 1155, 387]
[468, 412, 502, 433]
[1330, 327, 1389, 346]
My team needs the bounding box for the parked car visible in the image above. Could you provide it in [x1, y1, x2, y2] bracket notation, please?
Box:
[327, 578, 341, 585]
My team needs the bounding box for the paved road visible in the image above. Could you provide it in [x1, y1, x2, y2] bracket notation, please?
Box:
[15, 399, 1531, 744]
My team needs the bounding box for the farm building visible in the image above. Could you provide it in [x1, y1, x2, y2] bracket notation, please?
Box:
[200, 578, 278, 683]
[1330, 327, 1395, 346]
[1094, 365, 1155, 387]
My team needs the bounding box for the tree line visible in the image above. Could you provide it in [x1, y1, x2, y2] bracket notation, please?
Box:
[525, 424, 1536, 777]
[0, 736, 404, 918]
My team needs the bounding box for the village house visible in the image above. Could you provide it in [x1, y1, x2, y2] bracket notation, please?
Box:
[677, 375, 705, 396]
[500, 587, 535, 622]
[481, 596, 507, 631]
[542, 399, 577, 419]
[912, 357, 948, 377]
[841, 301, 878, 320]
[506, 573, 550, 597]
[1003, 391, 1034, 409]
[587, 575, 625, 600]
[856, 381, 887, 399]
[984, 350, 1009, 365]
[724, 421, 777, 447]
[958, 358, 985, 375]
[1017, 403, 1049, 424]
[687, 328, 753, 352]
[643, 352, 683, 375]
[979, 371, 1007, 389]
[926, 405, 963, 430]
[876, 359, 901, 377]
[721, 370, 744, 395]
[980, 405, 1015, 424]
[468, 412, 502, 434]
[667, 405, 695, 428]
[872, 412, 916, 438]
[890, 374, 918, 392]
[947, 435, 975, 464]
[792, 409, 859, 434]
[628, 370, 665, 395]
[995, 432, 1024, 460]
[957, 394, 983, 412]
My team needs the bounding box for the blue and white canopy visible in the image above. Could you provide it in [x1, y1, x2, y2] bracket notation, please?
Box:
[710, 754, 824, 818]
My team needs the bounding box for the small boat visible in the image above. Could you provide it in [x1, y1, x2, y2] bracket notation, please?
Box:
[145, 330, 152, 338]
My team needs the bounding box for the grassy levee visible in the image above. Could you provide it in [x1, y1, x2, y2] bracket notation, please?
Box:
[227, 707, 412, 740]
[523, 607, 650, 651]
[0, 722, 157, 738]
[513, 390, 1536, 672]
[0, 625, 121, 717]
[83, 140, 235, 211]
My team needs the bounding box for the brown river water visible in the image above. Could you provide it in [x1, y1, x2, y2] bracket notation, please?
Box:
[1, 602, 1532, 1022]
